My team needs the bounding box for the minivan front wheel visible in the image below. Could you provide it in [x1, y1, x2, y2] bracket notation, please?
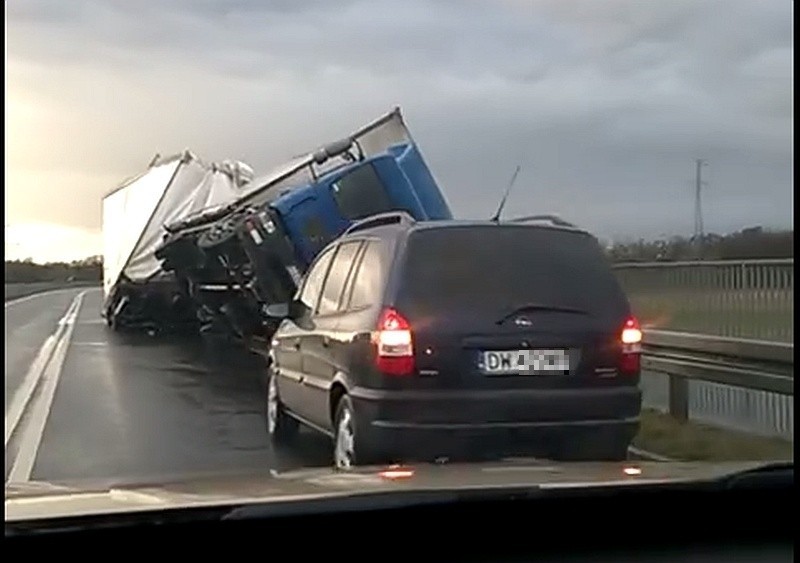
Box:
[333, 395, 378, 470]
[266, 373, 298, 444]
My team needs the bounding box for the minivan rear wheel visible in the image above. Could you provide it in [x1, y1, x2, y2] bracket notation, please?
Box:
[333, 395, 379, 470]
[266, 372, 298, 444]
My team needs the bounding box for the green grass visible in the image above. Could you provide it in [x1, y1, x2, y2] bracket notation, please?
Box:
[633, 408, 793, 462]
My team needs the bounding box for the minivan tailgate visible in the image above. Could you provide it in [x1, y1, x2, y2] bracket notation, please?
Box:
[392, 225, 634, 390]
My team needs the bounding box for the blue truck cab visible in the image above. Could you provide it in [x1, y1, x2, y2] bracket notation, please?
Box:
[273, 142, 451, 267]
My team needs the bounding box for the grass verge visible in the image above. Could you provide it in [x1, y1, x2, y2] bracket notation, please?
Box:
[633, 408, 793, 461]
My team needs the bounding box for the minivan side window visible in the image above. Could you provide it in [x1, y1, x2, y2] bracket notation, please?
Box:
[297, 246, 335, 310]
[347, 240, 383, 310]
[318, 241, 362, 315]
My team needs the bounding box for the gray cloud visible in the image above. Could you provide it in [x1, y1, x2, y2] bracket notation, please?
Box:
[7, 0, 792, 243]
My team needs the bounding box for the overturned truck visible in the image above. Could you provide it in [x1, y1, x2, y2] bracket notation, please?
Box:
[101, 151, 254, 331]
[102, 108, 452, 344]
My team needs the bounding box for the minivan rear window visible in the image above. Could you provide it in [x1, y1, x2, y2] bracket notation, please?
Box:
[396, 226, 628, 320]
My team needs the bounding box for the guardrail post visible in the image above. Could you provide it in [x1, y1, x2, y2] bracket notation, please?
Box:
[668, 375, 689, 421]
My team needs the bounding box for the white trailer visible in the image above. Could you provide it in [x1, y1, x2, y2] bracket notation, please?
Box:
[101, 151, 252, 329]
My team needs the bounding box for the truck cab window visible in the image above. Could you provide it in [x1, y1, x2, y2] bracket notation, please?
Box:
[330, 164, 393, 220]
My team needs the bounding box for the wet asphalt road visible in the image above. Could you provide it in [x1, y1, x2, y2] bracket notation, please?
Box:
[5, 288, 87, 411]
[5, 288, 662, 486]
[5, 288, 332, 485]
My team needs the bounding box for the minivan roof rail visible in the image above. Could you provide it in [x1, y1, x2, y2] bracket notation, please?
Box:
[508, 214, 577, 228]
[343, 211, 416, 235]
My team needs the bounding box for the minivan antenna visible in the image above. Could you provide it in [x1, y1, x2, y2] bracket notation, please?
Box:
[490, 164, 522, 223]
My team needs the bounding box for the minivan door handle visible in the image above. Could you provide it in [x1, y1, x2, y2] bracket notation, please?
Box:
[293, 339, 301, 350]
[322, 335, 331, 348]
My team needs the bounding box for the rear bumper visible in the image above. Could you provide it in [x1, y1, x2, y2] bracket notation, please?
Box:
[350, 385, 642, 459]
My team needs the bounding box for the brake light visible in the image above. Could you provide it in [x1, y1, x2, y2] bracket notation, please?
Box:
[620, 316, 642, 375]
[621, 317, 643, 345]
[374, 308, 415, 376]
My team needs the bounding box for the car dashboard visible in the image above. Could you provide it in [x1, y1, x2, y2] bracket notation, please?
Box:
[5, 469, 793, 561]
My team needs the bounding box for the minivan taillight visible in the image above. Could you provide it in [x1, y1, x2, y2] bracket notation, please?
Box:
[620, 316, 642, 375]
[374, 308, 415, 376]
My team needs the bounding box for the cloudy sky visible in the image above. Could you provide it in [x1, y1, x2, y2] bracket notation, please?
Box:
[5, 0, 793, 262]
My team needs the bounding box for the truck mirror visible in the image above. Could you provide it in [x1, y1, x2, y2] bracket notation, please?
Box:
[264, 300, 309, 320]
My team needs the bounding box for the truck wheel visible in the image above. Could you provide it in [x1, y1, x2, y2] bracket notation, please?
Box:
[333, 395, 380, 470]
[266, 372, 298, 444]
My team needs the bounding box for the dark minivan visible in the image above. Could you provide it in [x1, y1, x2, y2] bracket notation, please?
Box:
[265, 213, 643, 468]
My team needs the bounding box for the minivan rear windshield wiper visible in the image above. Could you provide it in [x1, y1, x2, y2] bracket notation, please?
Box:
[495, 303, 588, 325]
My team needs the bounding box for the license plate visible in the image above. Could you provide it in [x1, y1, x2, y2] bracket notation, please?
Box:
[480, 349, 569, 375]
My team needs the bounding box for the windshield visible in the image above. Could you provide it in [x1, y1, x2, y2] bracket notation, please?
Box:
[5, 0, 792, 527]
[331, 164, 394, 220]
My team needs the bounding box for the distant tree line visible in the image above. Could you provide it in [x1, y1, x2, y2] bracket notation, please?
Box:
[4, 227, 792, 281]
[5, 256, 102, 283]
[606, 227, 793, 263]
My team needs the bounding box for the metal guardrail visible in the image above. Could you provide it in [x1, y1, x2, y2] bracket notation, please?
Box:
[644, 330, 794, 365]
[614, 259, 793, 342]
[641, 330, 793, 438]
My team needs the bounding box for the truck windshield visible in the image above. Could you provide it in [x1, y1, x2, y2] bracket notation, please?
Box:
[330, 163, 393, 220]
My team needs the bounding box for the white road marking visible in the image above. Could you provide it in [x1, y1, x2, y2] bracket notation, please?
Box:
[7, 290, 87, 483]
[4, 295, 80, 447]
